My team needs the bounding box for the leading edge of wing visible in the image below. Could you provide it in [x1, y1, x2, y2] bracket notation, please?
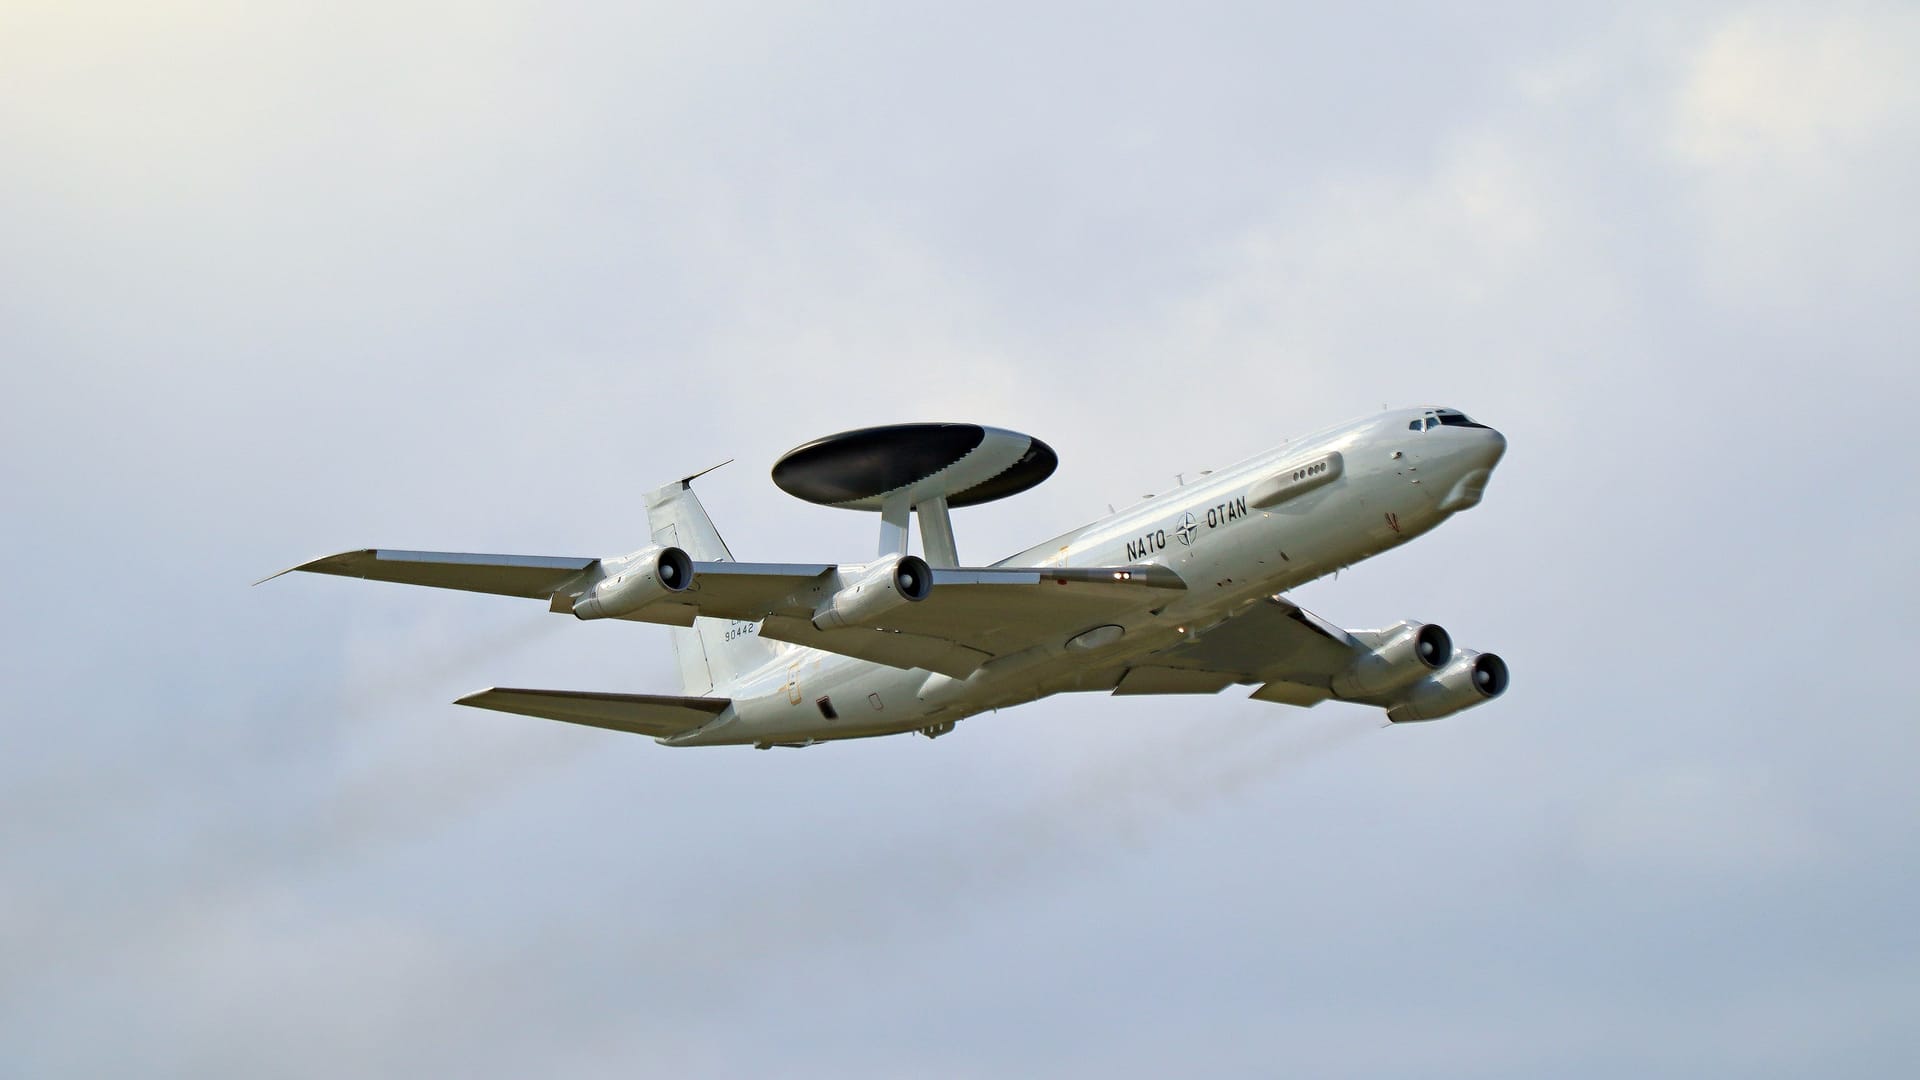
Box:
[934, 564, 1186, 589]
[672, 560, 1186, 625]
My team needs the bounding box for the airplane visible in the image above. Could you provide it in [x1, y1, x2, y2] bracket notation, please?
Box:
[265, 407, 1509, 748]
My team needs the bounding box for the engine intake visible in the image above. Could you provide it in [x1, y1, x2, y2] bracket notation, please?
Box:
[812, 555, 933, 630]
[1385, 651, 1509, 723]
[572, 546, 695, 620]
[1331, 622, 1452, 699]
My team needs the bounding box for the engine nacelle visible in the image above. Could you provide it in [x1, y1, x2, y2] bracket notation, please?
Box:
[1385, 650, 1510, 723]
[812, 555, 932, 630]
[1331, 621, 1453, 699]
[572, 546, 694, 620]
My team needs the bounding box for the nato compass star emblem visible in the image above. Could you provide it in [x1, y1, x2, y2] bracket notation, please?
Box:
[1175, 512, 1199, 546]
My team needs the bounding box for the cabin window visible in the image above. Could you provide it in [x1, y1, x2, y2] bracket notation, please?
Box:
[816, 696, 838, 720]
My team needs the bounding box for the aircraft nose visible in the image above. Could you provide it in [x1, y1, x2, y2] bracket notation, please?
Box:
[1438, 428, 1506, 513]
[1479, 426, 1507, 468]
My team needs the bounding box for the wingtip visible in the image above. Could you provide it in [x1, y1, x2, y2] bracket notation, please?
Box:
[453, 687, 499, 708]
[251, 549, 374, 587]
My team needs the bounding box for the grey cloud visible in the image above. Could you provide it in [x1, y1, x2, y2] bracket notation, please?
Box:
[3, 2, 1918, 1076]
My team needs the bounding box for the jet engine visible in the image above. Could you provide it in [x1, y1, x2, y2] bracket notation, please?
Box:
[572, 546, 695, 620]
[1384, 650, 1509, 723]
[812, 555, 933, 630]
[1331, 621, 1453, 698]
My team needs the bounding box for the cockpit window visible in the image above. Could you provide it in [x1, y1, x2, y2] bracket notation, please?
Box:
[1414, 409, 1493, 430]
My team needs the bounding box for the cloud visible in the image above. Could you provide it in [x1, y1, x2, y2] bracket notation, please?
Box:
[1669, 6, 1919, 168]
[1574, 763, 1822, 883]
[5, 3, 1920, 1076]
[1665, 4, 1920, 308]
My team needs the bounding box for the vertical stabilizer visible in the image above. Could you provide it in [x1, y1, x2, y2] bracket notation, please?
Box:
[645, 472, 779, 695]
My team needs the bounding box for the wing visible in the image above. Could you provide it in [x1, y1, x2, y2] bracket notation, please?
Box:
[455, 687, 728, 738]
[678, 562, 1188, 678]
[259, 549, 598, 599]
[269, 547, 1186, 679]
[1115, 597, 1511, 723]
[1112, 595, 1362, 705]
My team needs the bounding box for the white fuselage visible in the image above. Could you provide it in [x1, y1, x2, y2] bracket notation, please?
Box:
[670, 410, 1506, 746]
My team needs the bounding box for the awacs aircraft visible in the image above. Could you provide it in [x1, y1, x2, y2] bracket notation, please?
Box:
[266, 409, 1509, 748]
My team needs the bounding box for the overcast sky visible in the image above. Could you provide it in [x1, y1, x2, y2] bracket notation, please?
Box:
[3, 2, 1917, 1076]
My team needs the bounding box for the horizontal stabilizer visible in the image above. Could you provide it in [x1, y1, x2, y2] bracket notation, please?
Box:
[455, 687, 729, 738]
[259, 549, 597, 599]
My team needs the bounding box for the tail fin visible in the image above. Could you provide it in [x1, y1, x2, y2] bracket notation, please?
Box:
[646, 471, 780, 695]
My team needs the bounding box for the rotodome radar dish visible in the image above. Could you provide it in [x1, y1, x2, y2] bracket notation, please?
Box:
[771, 423, 1057, 510]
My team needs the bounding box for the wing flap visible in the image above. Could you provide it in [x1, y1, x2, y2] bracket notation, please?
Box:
[675, 561, 835, 620]
[455, 687, 729, 738]
[1249, 680, 1333, 707]
[1142, 595, 1357, 685]
[1112, 667, 1238, 695]
[760, 616, 992, 679]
